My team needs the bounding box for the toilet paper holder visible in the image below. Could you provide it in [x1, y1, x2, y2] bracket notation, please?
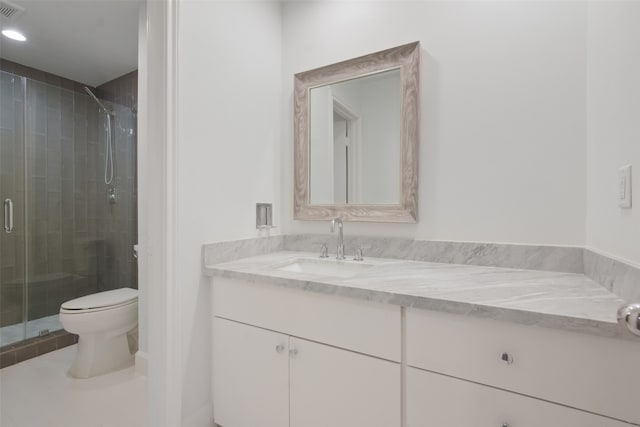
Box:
[256, 203, 275, 229]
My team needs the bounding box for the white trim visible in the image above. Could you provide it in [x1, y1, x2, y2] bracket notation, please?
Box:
[326, 87, 335, 201]
[140, 1, 181, 426]
[165, 0, 182, 425]
[136, 0, 148, 361]
[135, 350, 149, 376]
[182, 403, 214, 427]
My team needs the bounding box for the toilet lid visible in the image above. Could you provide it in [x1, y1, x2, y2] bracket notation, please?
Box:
[61, 288, 138, 310]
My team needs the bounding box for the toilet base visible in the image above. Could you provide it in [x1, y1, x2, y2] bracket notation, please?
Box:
[69, 330, 134, 378]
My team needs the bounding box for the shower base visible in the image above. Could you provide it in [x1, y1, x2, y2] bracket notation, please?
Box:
[0, 315, 76, 369]
[0, 314, 62, 346]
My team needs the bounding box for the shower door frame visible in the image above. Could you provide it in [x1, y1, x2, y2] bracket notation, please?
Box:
[0, 72, 29, 346]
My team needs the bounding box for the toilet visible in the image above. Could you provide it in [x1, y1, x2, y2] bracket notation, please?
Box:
[59, 287, 138, 378]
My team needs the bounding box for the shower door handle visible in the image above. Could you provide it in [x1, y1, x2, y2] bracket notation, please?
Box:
[4, 198, 14, 233]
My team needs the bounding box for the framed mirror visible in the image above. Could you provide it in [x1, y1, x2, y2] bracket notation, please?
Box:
[294, 41, 420, 223]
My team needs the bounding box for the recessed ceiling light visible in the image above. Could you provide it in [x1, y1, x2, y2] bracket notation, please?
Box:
[2, 29, 27, 42]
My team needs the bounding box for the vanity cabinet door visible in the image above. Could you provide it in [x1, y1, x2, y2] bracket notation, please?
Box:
[289, 337, 401, 427]
[213, 318, 289, 427]
[407, 367, 631, 427]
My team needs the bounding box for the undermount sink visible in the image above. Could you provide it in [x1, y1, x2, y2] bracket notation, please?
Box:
[276, 258, 374, 278]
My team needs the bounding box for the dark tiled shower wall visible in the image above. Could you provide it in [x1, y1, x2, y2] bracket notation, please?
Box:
[93, 71, 138, 293]
[0, 61, 138, 330]
[0, 69, 101, 326]
[0, 59, 95, 95]
[27, 78, 102, 321]
[96, 70, 138, 110]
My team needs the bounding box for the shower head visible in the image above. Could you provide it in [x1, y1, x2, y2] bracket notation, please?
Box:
[84, 86, 114, 115]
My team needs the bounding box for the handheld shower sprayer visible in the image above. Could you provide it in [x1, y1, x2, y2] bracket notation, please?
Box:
[84, 87, 115, 187]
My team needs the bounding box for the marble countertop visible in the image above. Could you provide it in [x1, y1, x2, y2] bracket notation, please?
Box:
[205, 251, 630, 340]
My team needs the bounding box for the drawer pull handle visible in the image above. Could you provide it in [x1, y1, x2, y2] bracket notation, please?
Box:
[617, 303, 640, 337]
[500, 352, 514, 365]
[275, 344, 285, 354]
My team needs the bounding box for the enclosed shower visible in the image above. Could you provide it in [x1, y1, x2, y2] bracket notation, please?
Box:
[0, 69, 137, 353]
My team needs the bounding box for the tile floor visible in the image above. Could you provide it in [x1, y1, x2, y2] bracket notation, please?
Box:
[0, 345, 149, 427]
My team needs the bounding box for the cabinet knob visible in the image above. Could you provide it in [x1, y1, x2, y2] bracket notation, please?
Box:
[502, 424, 510, 427]
[289, 348, 298, 358]
[275, 344, 285, 354]
[500, 352, 514, 365]
[617, 303, 640, 337]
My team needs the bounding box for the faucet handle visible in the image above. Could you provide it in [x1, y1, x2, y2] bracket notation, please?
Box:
[354, 247, 364, 261]
[320, 244, 329, 258]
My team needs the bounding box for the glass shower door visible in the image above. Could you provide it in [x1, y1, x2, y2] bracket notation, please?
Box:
[22, 78, 104, 340]
[0, 70, 27, 347]
[1, 71, 138, 348]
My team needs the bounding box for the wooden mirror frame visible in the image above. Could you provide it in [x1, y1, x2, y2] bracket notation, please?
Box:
[293, 41, 420, 223]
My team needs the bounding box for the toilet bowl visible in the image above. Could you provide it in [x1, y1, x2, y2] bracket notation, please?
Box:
[59, 287, 138, 378]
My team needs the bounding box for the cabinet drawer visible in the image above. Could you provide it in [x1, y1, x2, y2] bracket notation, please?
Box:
[407, 367, 631, 427]
[213, 278, 401, 361]
[407, 308, 640, 424]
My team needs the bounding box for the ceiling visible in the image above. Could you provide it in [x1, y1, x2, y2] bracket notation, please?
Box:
[0, 0, 140, 87]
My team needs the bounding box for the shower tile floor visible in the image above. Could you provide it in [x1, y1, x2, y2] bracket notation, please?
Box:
[0, 314, 63, 347]
[0, 345, 148, 427]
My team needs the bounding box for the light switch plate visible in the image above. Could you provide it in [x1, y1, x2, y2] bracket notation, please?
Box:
[619, 165, 632, 208]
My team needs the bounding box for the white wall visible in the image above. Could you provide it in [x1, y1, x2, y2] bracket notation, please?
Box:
[160, 2, 640, 425]
[176, 1, 282, 424]
[281, 1, 587, 245]
[586, 1, 640, 265]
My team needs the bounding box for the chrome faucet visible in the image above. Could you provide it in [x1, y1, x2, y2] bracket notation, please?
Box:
[330, 217, 345, 260]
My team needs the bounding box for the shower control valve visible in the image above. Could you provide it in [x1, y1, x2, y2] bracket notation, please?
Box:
[108, 187, 117, 204]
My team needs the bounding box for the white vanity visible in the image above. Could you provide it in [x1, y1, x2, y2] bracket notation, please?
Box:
[212, 277, 400, 427]
[207, 252, 640, 427]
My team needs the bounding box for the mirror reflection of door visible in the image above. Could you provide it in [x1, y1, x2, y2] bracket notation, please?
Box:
[333, 115, 348, 204]
[332, 98, 361, 204]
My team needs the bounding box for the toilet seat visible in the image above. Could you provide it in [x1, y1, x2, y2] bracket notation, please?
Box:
[61, 288, 138, 314]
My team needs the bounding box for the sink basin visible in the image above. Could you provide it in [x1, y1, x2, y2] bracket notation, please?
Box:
[276, 258, 374, 278]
